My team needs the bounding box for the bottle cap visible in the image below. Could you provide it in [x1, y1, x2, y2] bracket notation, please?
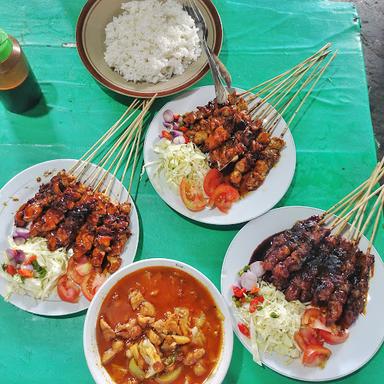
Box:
[0, 28, 13, 63]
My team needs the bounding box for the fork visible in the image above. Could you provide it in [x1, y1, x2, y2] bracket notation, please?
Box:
[185, 0, 231, 104]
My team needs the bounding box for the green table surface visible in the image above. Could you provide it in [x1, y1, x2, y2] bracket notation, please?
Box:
[0, 0, 383, 383]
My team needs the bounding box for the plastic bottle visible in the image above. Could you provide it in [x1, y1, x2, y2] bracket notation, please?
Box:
[0, 28, 42, 113]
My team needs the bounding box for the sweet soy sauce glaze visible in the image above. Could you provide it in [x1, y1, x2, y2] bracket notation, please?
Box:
[96, 267, 223, 384]
[249, 231, 283, 264]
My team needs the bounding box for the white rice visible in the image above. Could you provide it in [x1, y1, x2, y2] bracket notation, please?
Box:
[104, 0, 202, 84]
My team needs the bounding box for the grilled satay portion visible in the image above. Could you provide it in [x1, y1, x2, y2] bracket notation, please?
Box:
[339, 251, 374, 328]
[13, 171, 131, 274]
[15, 172, 76, 227]
[257, 216, 374, 329]
[181, 93, 286, 196]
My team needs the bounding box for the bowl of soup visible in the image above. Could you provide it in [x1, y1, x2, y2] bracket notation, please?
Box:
[83, 258, 233, 384]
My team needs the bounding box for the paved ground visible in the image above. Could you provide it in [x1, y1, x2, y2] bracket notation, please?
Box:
[334, 0, 384, 159]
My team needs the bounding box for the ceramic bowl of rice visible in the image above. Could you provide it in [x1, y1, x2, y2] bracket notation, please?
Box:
[76, 0, 222, 98]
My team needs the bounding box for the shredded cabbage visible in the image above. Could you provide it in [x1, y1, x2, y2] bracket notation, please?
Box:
[235, 280, 305, 364]
[151, 139, 209, 189]
[0, 237, 69, 300]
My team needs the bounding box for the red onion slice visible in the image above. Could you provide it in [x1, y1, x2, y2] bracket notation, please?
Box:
[13, 237, 26, 246]
[171, 130, 183, 137]
[163, 109, 174, 123]
[173, 136, 186, 145]
[6, 249, 26, 264]
[13, 228, 30, 245]
[249, 261, 265, 278]
[239, 270, 258, 290]
[163, 122, 173, 129]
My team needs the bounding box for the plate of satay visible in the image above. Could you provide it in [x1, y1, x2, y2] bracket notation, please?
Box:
[0, 159, 139, 316]
[144, 85, 295, 225]
[221, 161, 384, 381]
[143, 46, 335, 225]
[0, 102, 152, 316]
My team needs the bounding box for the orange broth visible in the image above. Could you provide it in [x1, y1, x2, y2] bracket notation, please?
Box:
[96, 266, 223, 384]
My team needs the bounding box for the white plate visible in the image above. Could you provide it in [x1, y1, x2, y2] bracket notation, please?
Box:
[221, 206, 384, 381]
[0, 159, 139, 316]
[143, 85, 296, 225]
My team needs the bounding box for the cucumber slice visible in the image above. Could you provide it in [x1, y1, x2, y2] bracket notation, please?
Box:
[155, 367, 182, 384]
[128, 358, 145, 380]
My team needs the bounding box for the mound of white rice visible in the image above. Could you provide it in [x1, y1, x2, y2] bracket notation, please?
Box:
[104, 0, 202, 84]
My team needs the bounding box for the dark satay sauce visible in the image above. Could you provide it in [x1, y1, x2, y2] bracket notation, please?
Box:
[249, 231, 284, 264]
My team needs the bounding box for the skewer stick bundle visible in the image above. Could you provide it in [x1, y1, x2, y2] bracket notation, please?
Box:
[68, 95, 156, 202]
[237, 44, 337, 136]
[320, 159, 384, 250]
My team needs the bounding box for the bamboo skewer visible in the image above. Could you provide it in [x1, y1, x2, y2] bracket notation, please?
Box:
[237, 44, 336, 138]
[356, 188, 384, 244]
[253, 51, 328, 118]
[91, 97, 155, 194]
[330, 184, 384, 233]
[239, 43, 331, 98]
[63, 94, 156, 205]
[70, 99, 141, 176]
[367, 191, 384, 254]
[321, 159, 384, 222]
[312, 159, 384, 251]
[127, 112, 146, 196]
[351, 159, 384, 240]
[282, 51, 337, 135]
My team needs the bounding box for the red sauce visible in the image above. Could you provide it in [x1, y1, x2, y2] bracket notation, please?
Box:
[96, 266, 223, 384]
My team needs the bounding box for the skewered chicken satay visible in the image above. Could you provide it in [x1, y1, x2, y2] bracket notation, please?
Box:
[13, 170, 132, 277]
[15, 172, 76, 227]
[238, 138, 285, 194]
[338, 251, 374, 328]
[209, 140, 247, 169]
[46, 204, 91, 251]
[73, 223, 95, 260]
[30, 183, 87, 237]
[88, 200, 130, 270]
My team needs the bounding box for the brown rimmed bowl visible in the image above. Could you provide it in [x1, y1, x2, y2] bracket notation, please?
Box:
[76, 0, 223, 98]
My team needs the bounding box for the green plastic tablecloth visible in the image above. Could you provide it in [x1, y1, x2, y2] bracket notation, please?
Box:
[0, 0, 382, 383]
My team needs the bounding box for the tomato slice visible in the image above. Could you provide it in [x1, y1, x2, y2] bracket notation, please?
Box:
[203, 169, 223, 197]
[81, 271, 107, 301]
[318, 329, 349, 345]
[179, 178, 207, 212]
[238, 323, 250, 338]
[66, 257, 92, 285]
[5, 265, 17, 276]
[232, 285, 246, 298]
[57, 275, 81, 303]
[249, 296, 264, 313]
[23, 255, 37, 265]
[161, 130, 173, 141]
[209, 183, 240, 213]
[294, 327, 323, 351]
[17, 267, 34, 278]
[302, 345, 331, 367]
[301, 307, 326, 328]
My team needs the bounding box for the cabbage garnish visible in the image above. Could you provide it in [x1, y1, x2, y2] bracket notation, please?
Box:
[151, 139, 209, 189]
[0, 236, 69, 300]
[234, 279, 305, 364]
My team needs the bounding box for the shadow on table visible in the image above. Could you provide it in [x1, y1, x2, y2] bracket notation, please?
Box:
[21, 94, 51, 118]
[173, 208, 244, 233]
[224, 339, 245, 384]
[35, 308, 87, 320]
[99, 83, 171, 113]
